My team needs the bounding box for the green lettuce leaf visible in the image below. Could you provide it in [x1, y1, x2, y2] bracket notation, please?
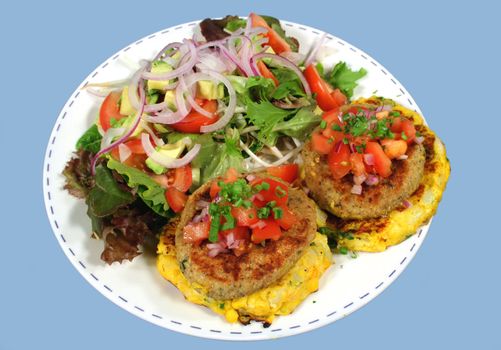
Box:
[76, 124, 102, 154]
[202, 129, 244, 183]
[86, 164, 134, 217]
[274, 107, 321, 140]
[322, 61, 367, 99]
[260, 15, 299, 52]
[106, 159, 173, 218]
[246, 98, 293, 145]
[225, 18, 247, 32]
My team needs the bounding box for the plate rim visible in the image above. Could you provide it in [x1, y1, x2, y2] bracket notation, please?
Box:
[42, 18, 430, 341]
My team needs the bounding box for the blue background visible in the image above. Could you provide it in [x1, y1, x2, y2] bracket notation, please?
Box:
[2, 0, 499, 349]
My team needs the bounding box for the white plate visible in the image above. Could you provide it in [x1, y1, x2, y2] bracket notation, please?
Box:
[43, 19, 430, 341]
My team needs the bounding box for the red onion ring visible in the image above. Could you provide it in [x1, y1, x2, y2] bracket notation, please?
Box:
[118, 143, 131, 163]
[141, 133, 201, 169]
[304, 33, 326, 67]
[251, 52, 312, 97]
[142, 39, 198, 81]
[90, 79, 147, 174]
[197, 71, 237, 133]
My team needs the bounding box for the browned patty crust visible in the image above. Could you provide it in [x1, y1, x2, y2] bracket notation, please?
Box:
[301, 141, 426, 219]
[175, 175, 317, 300]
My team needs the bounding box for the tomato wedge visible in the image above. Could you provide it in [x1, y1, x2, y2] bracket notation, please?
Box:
[365, 142, 392, 178]
[266, 164, 298, 183]
[327, 142, 351, 179]
[276, 205, 297, 230]
[165, 187, 188, 213]
[312, 132, 334, 154]
[231, 206, 259, 227]
[210, 168, 239, 198]
[171, 99, 218, 133]
[257, 61, 279, 86]
[171, 165, 193, 192]
[99, 91, 126, 131]
[391, 118, 416, 144]
[251, 219, 282, 244]
[251, 178, 289, 206]
[249, 13, 291, 54]
[304, 64, 347, 111]
[183, 221, 210, 245]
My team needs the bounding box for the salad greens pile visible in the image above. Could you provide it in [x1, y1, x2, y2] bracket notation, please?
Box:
[63, 14, 367, 264]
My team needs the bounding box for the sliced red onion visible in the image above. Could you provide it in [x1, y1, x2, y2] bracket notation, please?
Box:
[279, 51, 305, 66]
[196, 51, 228, 73]
[118, 143, 132, 163]
[207, 241, 229, 257]
[218, 44, 247, 76]
[365, 174, 379, 186]
[141, 133, 201, 168]
[195, 200, 210, 209]
[143, 101, 167, 113]
[415, 136, 425, 144]
[128, 68, 143, 110]
[226, 232, 235, 248]
[335, 141, 343, 153]
[251, 52, 312, 97]
[402, 200, 412, 208]
[91, 79, 147, 174]
[153, 41, 182, 62]
[141, 122, 165, 146]
[175, 76, 191, 117]
[239, 36, 257, 77]
[397, 154, 408, 160]
[353, 174, 367, 185]
[199, 71, 237, 133]
[250, 220, 267, 230]
[100, 127, 125, 149]
[304, 33, 326, 67]
[192, 208, 209, 224]
[363, 153, 375, 166]
[246, 174, 256, 182]
[351, 184, 363, 195]
[142, 39, 198, 81]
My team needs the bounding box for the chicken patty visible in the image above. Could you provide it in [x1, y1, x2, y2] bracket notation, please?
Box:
[302, 141, 426, 219]
[175, 176, 317, 300]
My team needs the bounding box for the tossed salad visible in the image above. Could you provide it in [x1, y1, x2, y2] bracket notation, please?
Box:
[63, 13, 367, 264]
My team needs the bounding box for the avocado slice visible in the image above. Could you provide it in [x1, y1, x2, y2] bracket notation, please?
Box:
[147, 61, 173, 91]
[196, 80, 225, 100]
[145, 140, 187, 174]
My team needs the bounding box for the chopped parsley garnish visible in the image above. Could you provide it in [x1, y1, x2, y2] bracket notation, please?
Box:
[258, 206, 271, 219]
[272, 207, 283, 219]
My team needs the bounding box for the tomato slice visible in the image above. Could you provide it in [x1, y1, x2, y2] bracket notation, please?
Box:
[99, 92, 126, 131]
[220, 225, 250, 241]
[365, 142, 392, 178]
[257, 61, 279, 86]
[327, 142, 351, 179]
[251, 219, 282, 244]
[266, 164, 298, 183]
[171, 100, 219, 133]
[111, 138, 146, 159]
[183, 221, 210, 245]
[312, 132, 334, 154]
[391, 118, 416, 144]
[251, 178, 289, 206]
[165, 187, 188, 213]
[231, 206, 259, 227]
[210, 168, 239, 199]
[276, 205, 297, 230]
[249, 13, 291, 54]
[349, 152, 366, 176]
[171, 165, 192, 192]
[304, 64, 347, 111]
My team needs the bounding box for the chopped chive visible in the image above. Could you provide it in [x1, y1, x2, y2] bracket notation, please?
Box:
[267, 200, 276, 208]
[320, 120, 327, 129]
[401, 132, 408, 141]
[273, 207, 283, 219]
[391, 111, 400, 117]
[332, 124, 342, 131]
[342, 137, 349, 144]
[339, 247, 348, 255]
[275, 186, 287, 198]
[258, 206, 270, 219]
[260, 182, 270, 190]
